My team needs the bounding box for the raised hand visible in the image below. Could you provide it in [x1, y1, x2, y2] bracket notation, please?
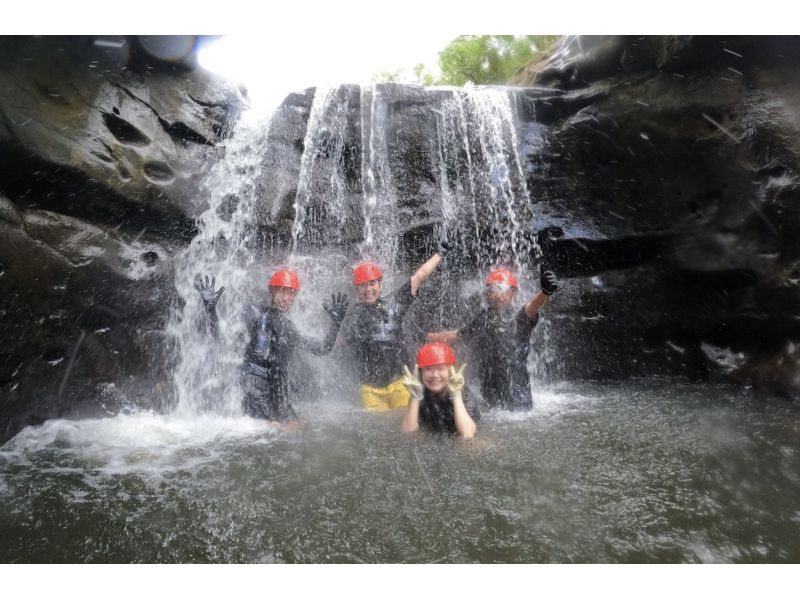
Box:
[401, 364, 424, 402]
[447, 364, 466, 398]
[323, 292, 349, 325]
[194, 273, 225, 309]
[540, 270, 559, 296]
[437, 240, 453, 258]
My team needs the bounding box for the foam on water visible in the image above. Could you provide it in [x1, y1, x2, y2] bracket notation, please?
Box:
[0, 385, 598, 474]
[0, 412, 276, 475]
[1, 381, 799, 563]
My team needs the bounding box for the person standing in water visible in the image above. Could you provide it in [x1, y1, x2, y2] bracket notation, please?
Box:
[428, 267, 559, 411]
[337, 242, 451, 411]
[196, 268, 349, 423]
[401, 341, 479, 439]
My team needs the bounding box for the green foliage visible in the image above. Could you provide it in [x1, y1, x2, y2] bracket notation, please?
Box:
[371, 69, 401, 83]
[371, 35, 560, 86]
[413, 63, 436, 86]
[437, 35, 559, 86]
[372, 63, 436, 85]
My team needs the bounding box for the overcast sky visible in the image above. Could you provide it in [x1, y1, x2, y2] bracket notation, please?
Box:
[6, 0, 784, 116]
[197, 30, 459, 113]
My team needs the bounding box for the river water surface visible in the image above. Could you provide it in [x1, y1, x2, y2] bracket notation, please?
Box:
[1, 380, 798, 563]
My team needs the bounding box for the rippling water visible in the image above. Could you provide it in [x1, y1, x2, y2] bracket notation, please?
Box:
[1, 380, 798, 563]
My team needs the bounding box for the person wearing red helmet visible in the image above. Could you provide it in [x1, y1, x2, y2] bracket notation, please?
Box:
[195, 268, 348, 422]
[427, 266, 559, 411]
[337, 241, 452, 411]
[400, 342, 479, 438]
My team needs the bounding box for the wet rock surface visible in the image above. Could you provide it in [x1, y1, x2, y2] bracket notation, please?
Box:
[0, 36, 244, 220]
[514, 35, 800, 393]
[256, 83, 543, 261]
[0, 36, 244, 442]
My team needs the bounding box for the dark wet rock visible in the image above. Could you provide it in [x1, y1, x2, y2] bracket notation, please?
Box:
[514, 35, 800, 392]
[0, 36, 243, 442]
[0, 36, 245, 222]
[0, 193, 180, 441]
[706, 341, 800, 400]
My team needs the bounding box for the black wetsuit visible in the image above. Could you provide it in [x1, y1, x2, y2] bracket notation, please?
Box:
[339, 281, 415, 387]
[459, 306, 539, 411]
[418, 388, 481, 435]
[241, 305, 339, 421]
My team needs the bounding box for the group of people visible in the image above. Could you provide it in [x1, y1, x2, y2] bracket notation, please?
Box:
[195, 241, 560, 439]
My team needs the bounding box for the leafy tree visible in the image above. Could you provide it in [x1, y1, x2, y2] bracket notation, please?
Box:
[413, 63, 436, 86]
[372, 63, 436, 85]
[437, 35, 559, 86]
[371, 35, 559, 86]
[371, 69, 402, 83]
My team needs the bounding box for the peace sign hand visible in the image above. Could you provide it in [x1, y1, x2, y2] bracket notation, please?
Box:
[447, 364, 467, 397]
[401, 365, 424, 402]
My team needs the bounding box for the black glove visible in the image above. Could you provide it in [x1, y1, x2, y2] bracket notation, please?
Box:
[540, 270, 559, 295]
[437, 240, 453, 258]
[536, 226, 564, 247]
[194, 274, 225, 310]
[323, 292, 349, 325]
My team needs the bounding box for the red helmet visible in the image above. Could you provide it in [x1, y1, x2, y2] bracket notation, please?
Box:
[416, 342, 457, 368]
[268, 268, 301, 291]
[353, 262, 383, 285]
[485, 267, 518, 289]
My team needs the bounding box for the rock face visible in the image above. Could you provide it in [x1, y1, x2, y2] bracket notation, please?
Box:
[0, 36, 245, 442]
[0, 36, 242, 222]
[512, 35, 800, 394]
[254, 84, 538, 264]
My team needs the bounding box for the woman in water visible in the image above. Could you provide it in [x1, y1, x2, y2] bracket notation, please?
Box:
[400, 341, 479, 439]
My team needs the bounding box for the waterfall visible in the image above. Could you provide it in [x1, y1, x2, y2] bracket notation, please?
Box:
[291, 85, 335, 252]
[432, 85, 553, 386]
[359, 84, 400, 264]
[434, 85, 535, 271]
[168, 83, 554, 417]
[283, 84, 541, 275]
[168, 111, 274, 417]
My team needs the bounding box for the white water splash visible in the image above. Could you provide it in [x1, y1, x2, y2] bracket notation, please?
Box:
[168, 111, 275, 418]
[0, 413, 275, 476]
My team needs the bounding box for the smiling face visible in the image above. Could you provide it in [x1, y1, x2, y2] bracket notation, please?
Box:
[270, 286, 298, 312]
[486, 283, 516, 312]
[356, 279, 381, 305]
[420, 364, 450, 396]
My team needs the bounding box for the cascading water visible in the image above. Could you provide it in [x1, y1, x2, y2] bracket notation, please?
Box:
[359, 84, 400, 263]
[168, 110, 275, 417]
[434, 85, 535, 271]
[291, 85, 335, 252]
[273, 82, 555, 392]
[166, 82, 556, 417]
[280, 83, 558, 391]
[431, 85, 558, 384]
